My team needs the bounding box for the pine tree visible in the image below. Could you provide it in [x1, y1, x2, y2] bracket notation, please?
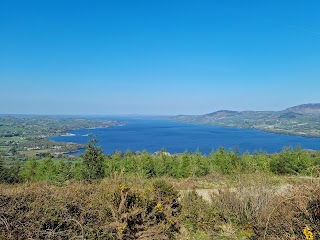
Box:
[20, 158, 38, 181]
[81, 139, 105, 180]
[6, 159, 22, 184]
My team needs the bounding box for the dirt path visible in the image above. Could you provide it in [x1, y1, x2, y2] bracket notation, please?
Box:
[180, 184, 293, 202]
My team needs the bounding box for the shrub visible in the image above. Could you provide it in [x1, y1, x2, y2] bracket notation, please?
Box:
[257, 181, 320, 239]
[210, 173, 278, 238]
[0, 177, 180, 239]
[180, 190, 217, 235]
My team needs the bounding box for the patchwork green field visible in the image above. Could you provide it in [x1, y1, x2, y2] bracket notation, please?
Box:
[0, 116, 119, 161]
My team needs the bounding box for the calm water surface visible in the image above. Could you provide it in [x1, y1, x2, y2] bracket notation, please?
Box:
[50, 118, 320, 155]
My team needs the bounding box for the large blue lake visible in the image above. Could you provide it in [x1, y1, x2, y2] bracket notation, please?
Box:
[50, 118, 320, 155]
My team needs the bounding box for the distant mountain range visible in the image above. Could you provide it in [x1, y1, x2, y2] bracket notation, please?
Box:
[284, 103, 320, 114]
[172, 104, 320, 137]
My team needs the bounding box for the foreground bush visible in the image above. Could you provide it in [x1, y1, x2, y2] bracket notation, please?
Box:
[179, 190, 218, 239]
[255, 180, 320, 239]
[0, 176, 180, 239]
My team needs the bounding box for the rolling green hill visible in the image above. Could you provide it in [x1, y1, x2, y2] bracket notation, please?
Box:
[172, 104, 320, 137]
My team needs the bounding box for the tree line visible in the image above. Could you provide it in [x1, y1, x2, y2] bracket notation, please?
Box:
[1, 139, 320, 184]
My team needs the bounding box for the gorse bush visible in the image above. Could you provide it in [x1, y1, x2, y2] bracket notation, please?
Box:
[211, 174, 277, 228]
[0, 177, 180, 239]
[254, 180, 320, 239]
[180, 190, 217, 235]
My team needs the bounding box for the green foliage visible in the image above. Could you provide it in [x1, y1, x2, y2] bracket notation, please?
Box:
[270, 147, 314, 175]
[138, 151, 156, 178]
[0, 155, 22, 183]
[177, 152, 191, 178]
[81, 139, 105, 180]
[104, 151, 122, 177]
[152, 179, 179, 201]
[37, 158, 56, 180]
[252, 151, 271, 172]
[19, 157, 38, 181]
[177, 151, 211, 178]
[2, 143, 320, 185]
[180, 191, 217, 235]
[101, 146, 320, 179]
[212, 147, 231, 174]
[18, 157, 71, 184]
[3, 160, 22, 183]
[54, 159, 72, 183]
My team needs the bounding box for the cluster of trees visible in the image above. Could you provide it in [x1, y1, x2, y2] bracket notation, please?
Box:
[0, 140, 105, 184]
[1, 140, 320, 184]
[104, 146, 319, 178]
[0, 155, 22, 183]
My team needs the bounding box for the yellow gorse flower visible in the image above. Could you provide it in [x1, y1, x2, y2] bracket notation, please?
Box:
[155, 202, 163, 212]
[303, 227, 313, 240]
[119, 184, 129, 192]
[117, 224, 127, 234]
[168, 218, 174, 225]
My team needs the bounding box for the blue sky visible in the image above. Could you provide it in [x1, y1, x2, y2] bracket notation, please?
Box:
[1, 0, 319, 115]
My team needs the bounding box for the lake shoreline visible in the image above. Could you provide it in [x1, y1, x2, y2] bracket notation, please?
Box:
[50, 118, 320, 155]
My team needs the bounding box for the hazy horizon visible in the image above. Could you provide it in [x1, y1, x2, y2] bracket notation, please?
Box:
[1, 1, 319, 115]
[1, 102, 318, 116]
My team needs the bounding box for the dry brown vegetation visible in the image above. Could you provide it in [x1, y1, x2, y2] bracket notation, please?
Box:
[0, 174, 319, 239]
[257, 179, 320, 239]
[0, 175, 180, 240]
[178, 174, 320, 239]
